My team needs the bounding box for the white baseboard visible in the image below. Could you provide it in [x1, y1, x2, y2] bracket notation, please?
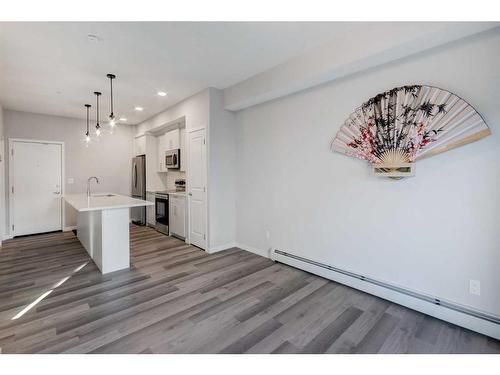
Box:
[209, 242, 272, 256]
[234, 242, 271, 259]
[230, 241, 500, 340]
[271, 250, 500, 341]
[2, 227, 75, 239]
[207, 242, 237, 254]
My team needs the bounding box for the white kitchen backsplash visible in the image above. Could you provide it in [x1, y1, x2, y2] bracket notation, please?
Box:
[157, 172, 168, 191]
[166, 170, 186, 190]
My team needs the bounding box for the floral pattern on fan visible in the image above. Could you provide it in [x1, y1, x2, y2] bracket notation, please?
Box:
[332, 85, 490, 165]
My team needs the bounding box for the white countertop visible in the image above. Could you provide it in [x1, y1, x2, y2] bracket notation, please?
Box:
[167, 191, 186, 197]
[64, 193, 154, 212]
[147, 190, 186, 197]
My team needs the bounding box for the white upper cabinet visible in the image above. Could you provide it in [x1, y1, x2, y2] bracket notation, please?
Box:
[133, 135, 146, 156]
[143, 134, 162, 191]
[180, 127, 186, 172]
[164, 128, 180, 151]
[157, 134, 167, 172]
[157, 128, 185, 172]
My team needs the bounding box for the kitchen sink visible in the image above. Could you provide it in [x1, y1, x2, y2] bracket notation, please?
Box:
[92, 193, 116, 197]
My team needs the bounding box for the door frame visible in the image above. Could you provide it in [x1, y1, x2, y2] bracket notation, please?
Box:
[186, 126, 208, 250]
[8, 138, 65, 238]
[0, 140, 4, 244]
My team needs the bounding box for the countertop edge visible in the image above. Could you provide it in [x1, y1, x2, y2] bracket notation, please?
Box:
[64, 194, 154, 212]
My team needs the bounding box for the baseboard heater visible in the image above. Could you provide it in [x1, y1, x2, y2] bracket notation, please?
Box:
[272, 249, 500, 326]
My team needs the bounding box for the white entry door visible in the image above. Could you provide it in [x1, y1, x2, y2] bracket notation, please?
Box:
[187, 128, 206, 249]
[10, 140, 63, 236]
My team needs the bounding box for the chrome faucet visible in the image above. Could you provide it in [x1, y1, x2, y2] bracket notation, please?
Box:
[87, 176, 99, 198]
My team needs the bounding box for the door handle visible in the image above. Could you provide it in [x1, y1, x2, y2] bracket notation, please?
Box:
[53, 191, 61, 194]
[188, 192, 192, 196]
[134, 165, 137, 187]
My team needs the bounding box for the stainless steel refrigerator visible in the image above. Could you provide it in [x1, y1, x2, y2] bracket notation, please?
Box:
[131, 155, 146, 225]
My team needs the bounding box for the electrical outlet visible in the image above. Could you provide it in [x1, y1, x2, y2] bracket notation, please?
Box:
[265, 230, 270, 240]
[469, 279, 481, 296]
[67, 178, 75, 184]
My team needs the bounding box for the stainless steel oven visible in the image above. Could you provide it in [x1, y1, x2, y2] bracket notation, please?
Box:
[165, 149, 180, 169]
[155, 193, 169, 235]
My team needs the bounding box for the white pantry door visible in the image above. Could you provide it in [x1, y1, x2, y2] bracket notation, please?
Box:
[11, 140, 63, 236]
[187, 128, 206, 249]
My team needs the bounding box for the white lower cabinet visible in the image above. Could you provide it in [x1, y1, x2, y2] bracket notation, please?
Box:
[146, 192, 156, 226]
[169, 194, 186, 239]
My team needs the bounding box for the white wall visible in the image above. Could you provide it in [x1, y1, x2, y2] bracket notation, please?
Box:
[136, 89, 209, 135]
[135, 87, 237, 251]
[208, 88, 236, 250]
[135, 89, 209, 195]
[4, 110, 135, 229]
[234, 29, 500, 317]
[0, 105, 4, 136]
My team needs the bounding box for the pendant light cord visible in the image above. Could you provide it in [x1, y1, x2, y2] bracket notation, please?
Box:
[110, 77, 114, 117]
[84, 104, 91, 136]
[107, 73, 116, 119]
[94, 92, 101, 128]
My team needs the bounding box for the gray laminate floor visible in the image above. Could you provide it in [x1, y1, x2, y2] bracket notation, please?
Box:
[0, 225, 499, 354]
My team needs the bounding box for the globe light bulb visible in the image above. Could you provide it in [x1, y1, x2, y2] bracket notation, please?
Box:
[109, 114, 116, 128]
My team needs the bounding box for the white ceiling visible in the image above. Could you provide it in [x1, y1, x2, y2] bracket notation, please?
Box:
[224, 22, 500, 111]
[0, 22, 359, 124]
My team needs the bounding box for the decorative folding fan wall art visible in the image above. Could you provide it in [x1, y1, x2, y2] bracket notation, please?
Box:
[331, 85, 491, 179]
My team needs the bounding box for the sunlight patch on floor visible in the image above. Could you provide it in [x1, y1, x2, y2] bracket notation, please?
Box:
[11, 261, 90, 320]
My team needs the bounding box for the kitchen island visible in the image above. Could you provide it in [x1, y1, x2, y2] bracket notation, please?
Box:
[64, 193, 154, 274]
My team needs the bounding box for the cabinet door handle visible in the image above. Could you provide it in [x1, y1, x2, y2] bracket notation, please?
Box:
[188, 192, 192, 196]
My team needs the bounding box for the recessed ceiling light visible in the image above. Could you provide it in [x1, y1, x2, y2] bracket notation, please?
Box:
[119, 117, 127, 122]
[135, 107, 143, 111]
[157, 91, 167, 97]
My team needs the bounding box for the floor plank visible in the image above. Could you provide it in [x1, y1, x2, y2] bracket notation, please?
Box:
[0, 225, 498, 354]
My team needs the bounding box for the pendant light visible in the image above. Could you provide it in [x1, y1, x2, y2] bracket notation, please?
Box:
[84, 104, 91, 145]
[94, 91, 102, 136]
[107, 73, 116, 130]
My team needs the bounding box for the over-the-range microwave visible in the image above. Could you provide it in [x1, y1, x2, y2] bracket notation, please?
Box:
[165, 148, 180, 169]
